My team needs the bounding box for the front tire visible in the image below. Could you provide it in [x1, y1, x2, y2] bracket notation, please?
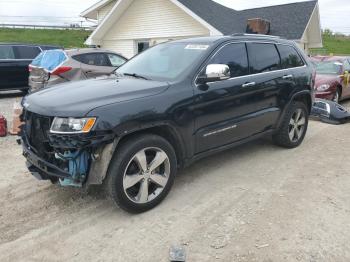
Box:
[273, 101, 309, 148]
[333, 88, 341, 103]
[105, 134, 177, 213]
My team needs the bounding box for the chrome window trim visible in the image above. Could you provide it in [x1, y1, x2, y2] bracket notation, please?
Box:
[194, 40, 307, 87]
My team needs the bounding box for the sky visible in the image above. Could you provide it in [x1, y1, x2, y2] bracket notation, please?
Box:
[0, 0, 349, 34]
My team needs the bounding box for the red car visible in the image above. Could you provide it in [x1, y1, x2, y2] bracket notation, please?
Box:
[312, 56, 350, 103]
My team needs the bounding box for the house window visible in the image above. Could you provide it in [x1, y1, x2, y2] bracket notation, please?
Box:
[136, 41, 150, 54]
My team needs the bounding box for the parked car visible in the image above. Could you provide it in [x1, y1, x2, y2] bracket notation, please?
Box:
[28, 48, 127, 92]
[0, 43, 60, 92]
[312, 56, 350, 103]
[21, 35, 314, 213]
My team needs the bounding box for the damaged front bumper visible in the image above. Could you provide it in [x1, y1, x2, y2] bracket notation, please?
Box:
[21, 125, 117, 188]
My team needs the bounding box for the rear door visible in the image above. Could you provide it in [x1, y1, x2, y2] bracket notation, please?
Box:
[0, 45, 17, 89]
[275, 43, 309, 103]
[245, 42, 288, 129]
[13, 45, 41, 87]
[73, 53, 114, 78]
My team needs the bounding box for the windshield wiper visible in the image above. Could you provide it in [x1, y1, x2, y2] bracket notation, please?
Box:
[123, 73, 150, 80]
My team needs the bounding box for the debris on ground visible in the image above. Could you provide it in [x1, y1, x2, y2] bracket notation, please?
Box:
[169, 245, 186, 262]
[255, 244, 270, 249]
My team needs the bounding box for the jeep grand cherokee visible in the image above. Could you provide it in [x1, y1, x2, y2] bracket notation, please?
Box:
[20, 35, 314, 213]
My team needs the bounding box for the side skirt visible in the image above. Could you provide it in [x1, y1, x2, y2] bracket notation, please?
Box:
[183, 129, 276, 168]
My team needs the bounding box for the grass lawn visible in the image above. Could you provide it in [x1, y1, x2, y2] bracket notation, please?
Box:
[311, 35, 350, 55]
[0, 28, 91, 48]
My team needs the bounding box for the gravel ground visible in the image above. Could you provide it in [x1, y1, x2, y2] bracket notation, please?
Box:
[1, 93, 350, 262]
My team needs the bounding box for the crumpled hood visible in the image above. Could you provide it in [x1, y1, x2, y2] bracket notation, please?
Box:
[315, 74, 340, 87]
[23, 76, 170, 117]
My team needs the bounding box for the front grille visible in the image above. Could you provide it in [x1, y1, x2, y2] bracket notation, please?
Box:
[24, 111, 54, 159]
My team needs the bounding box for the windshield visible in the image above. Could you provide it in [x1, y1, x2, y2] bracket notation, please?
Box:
[116, 42, 211, 81]
[315, 61, 343, 75]
[31, 50, 67, 71]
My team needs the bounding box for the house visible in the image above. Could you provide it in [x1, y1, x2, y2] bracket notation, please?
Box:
[81, 0, 322, 58]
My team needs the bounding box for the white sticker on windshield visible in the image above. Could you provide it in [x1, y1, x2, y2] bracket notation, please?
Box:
[185, 44, 209, 50]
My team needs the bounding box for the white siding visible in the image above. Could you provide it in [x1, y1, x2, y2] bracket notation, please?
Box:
[103, 40, 135, 58]
[101, 0, 210, 57]
[97, 1, 117, 24]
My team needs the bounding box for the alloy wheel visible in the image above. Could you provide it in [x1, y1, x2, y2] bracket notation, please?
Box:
[123, 147, 171, 204]
[288, 108, 306, 143]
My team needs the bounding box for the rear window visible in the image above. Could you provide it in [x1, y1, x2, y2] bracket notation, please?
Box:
[73, 53, 110, 66]
[14, 46, 41, 59]
[277, 44, 305, 69]
[0, 45, 15, 59]
[248, 43, 280, 74]
[31, 50, 67, 71]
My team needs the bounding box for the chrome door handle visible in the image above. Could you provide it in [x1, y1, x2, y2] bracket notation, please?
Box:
[282, 74, 293, 80]
[242, 82, 256, 88]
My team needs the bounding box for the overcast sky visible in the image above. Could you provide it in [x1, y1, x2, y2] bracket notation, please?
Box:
[0, 0, 349, 34]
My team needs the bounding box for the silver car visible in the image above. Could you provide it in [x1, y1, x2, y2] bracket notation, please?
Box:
[29, 48, 127, 92]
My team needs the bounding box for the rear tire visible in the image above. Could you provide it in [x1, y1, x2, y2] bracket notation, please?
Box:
[273, 101, 309, 148]
[104, 134, 177, 213]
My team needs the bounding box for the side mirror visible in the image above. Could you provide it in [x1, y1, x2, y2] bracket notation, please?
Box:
[197, 64, 230, 85]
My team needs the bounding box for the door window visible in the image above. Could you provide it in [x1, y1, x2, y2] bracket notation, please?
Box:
[14, 46, 41, 59]
[73, 53, 110, 66]
[248, 43, 280, 74]
[277, 44, 305, 69]
[208, 43, 249, 78]
[0, 45, 15, 59]
[107, 54, 126, 67]
[137, 41, 150, 54]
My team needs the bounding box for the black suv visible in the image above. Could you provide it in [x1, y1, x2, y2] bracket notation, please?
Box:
[0, 43, 60, 91]
[21, 35, 314, 213]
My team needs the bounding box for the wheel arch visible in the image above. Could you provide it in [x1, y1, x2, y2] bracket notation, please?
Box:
[116, 124, 187, 168]
[87, 124, 188, 187]
[276, 90, 312, 129]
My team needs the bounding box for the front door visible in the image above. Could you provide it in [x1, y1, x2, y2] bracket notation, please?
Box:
[194, 43, 256, 153]
[341, 59, 350, 98]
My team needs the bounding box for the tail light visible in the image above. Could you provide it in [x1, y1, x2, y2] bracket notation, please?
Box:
[51, 66, 72, 76]
[28, 65, 33, 72]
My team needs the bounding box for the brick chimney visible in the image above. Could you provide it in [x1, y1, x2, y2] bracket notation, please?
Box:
[246, 18, 271, 35]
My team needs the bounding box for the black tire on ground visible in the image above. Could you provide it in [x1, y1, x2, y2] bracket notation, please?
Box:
[333, 87, 341, 103]
[273, 101, 309, 148]
[104, 134, 177, 213]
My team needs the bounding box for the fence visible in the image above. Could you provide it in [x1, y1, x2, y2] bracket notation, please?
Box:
[0, 24, 95, 31]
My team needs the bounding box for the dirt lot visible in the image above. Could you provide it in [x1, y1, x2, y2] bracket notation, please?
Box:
[1, 92, 350, 262]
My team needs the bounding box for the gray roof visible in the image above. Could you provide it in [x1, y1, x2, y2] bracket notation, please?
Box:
[177, 0, 317, 40]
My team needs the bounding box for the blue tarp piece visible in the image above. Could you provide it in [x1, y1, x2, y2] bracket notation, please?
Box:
[31, 50, 67, 72]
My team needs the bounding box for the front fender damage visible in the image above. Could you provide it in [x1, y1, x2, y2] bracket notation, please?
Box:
[86, 138, 119, 186]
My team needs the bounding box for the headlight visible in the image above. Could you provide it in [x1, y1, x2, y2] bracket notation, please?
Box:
[50, 117, 96, 134]
[317, 84, 330, 91]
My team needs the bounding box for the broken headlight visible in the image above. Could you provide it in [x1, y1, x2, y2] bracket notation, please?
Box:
[50, 117, 96, 134]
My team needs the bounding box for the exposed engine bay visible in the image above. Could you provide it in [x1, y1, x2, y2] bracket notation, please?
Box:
[20, 110, 115, 188]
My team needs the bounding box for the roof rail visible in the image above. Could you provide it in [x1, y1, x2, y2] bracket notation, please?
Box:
[231, 33, 281, 39]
